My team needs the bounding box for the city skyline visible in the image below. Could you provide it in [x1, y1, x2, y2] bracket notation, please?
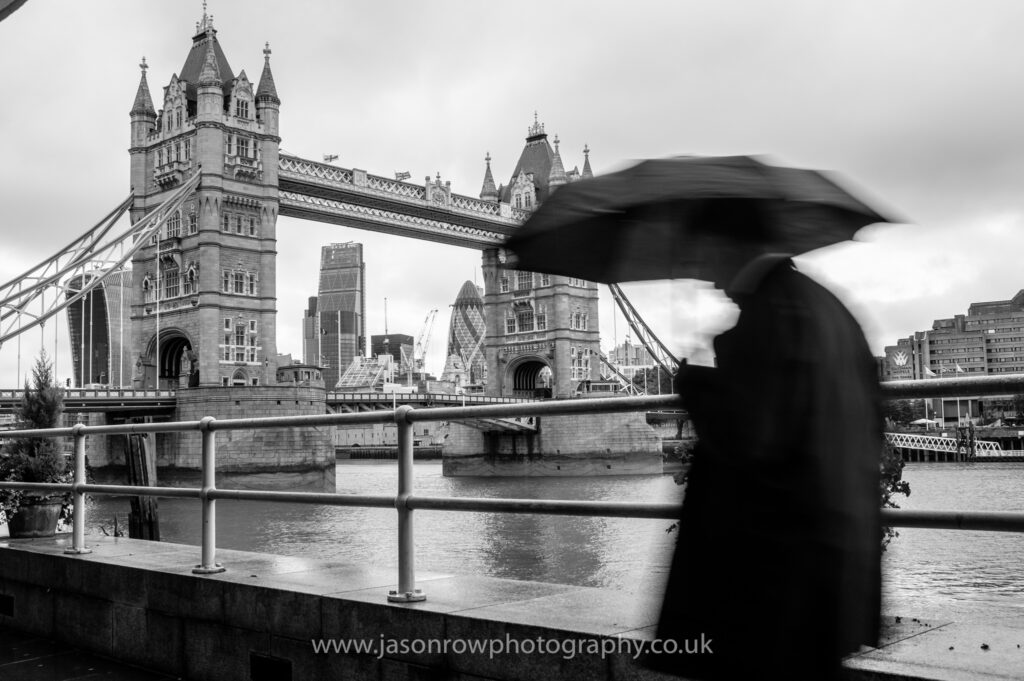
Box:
[4, 2, 1024, 385]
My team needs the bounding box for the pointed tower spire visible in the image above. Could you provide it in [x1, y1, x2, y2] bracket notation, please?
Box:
[548, 134, 568, 189]
[130, 57, 156, 116]
[479, 152, 498, 202]
[256, 41, 280, 104]
[198, 29, 222, 86]
[582, 144, 593, 179]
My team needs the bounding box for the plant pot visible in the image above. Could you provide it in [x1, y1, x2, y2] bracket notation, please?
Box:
[6, 497, 62, 538]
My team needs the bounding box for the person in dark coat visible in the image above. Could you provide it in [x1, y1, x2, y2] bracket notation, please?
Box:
[648, 210, 883, 680]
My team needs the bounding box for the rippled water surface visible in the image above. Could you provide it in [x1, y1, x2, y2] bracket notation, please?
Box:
[881, 462, 1024, 625]
[87, 461, 1024, 623]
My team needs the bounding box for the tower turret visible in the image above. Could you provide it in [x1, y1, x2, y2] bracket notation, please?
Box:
[479, 152, 498, 202]
[129, 58, 157, 193]
[582, 144, 593, 179]
[547, 134, 568, 190]
[256, 42, 280, 137]
[196, 30, 223, 118]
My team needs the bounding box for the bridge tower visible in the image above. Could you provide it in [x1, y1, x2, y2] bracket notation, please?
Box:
[128, 12, 281, 389]
[481, 118, 601, 398]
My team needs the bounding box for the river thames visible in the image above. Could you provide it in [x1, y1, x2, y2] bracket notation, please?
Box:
[87, 460, 1024, 625]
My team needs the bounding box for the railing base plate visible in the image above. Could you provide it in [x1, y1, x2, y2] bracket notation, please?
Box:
[63, 548, 92, 555]
[387, 589, 426, 603]
[192, 564, 226, 574]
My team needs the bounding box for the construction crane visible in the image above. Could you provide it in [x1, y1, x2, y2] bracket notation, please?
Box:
[410, 309, 438, 380]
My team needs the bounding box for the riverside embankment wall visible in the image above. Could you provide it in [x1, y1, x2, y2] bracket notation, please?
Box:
[443, 411, 663, 476]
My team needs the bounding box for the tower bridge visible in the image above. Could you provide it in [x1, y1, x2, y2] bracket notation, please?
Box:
[1, 10, 661, 479]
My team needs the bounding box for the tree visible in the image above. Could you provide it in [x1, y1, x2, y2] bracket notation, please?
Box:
[880, 441, 911, 551]
[881, 399, 924, 425]
[1013, 394, 1024, 420]
[0, 351, 69, 522]
[630, 366, 674, 394]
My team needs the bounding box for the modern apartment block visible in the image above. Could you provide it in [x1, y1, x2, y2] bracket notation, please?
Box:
[881, 289, 1024, 424]
[882, 290, 1024, 381]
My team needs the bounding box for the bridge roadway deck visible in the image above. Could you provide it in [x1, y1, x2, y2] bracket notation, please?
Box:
[1, 536, 1021, 681]
[0, 389, 533, 416]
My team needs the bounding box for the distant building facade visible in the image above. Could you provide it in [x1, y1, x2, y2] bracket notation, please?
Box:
[441, 281, 487, 389]
[65, 268, 134, 387]
[371, 333, 414, 365]
[303, 242, 365, 388]
[881, 290, 1024, 424]
[882, 290, 1024, 381]
[479, 116, 601, 398]
[608, 340, 655, 382]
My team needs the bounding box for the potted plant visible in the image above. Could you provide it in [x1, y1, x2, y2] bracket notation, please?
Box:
[0, 351, 72, 538]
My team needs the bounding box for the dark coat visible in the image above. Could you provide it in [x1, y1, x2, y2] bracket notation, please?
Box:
[650, 258, 882, 680]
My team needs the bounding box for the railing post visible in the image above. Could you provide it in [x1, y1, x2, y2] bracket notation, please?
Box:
[388, 404, 425, 602]
[64, 423, 91, 555]
[193, 416, 225, 574]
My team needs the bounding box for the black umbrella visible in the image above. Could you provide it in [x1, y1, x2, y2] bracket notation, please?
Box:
[504, 155, 900, 283]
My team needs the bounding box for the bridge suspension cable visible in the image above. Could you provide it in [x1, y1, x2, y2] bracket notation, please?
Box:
[607, 283, 680, 376]
[598, 352, 643, 396]
[0, 173, 201, 348]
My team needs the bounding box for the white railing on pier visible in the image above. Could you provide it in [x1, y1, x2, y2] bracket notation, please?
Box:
[885, 432, 1003, 454]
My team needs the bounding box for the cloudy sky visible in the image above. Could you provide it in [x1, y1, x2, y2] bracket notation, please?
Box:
[2, 1, 1024, 384]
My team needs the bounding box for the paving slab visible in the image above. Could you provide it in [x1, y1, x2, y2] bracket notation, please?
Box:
[846, 620, 1024, 680]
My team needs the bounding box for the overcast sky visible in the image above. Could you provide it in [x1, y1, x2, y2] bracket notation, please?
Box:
[3, 1, 1024, 384]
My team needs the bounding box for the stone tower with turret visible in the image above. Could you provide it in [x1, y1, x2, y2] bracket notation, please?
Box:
[478, 116, 601, 398]
[128, 11, 281, 389]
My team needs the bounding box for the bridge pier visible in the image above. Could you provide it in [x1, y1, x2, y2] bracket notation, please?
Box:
[167, 386, 335, 489]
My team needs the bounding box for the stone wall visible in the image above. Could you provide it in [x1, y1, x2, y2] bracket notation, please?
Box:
[0, 537, 669, 681]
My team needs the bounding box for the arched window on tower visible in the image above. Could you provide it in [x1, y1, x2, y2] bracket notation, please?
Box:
[164, 266, 179, 299]
[183, 266, 197, 296]
[142, 275, 153, 303]
[166, 210, 181, 238]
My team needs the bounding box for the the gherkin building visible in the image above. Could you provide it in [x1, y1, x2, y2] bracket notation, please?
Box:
[443, 281, 487, 387]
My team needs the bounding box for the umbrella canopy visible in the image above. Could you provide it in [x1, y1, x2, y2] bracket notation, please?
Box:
[504, 155, 900, 284]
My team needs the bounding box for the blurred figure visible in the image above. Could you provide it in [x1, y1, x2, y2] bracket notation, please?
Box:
[648, 203, 882, 680]
[506, 155, 896, 679]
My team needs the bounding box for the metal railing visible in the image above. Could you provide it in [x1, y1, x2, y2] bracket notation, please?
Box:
[1, 380, 1023, 603]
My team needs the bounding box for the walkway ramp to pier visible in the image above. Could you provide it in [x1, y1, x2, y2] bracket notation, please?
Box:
[885, 432, 1002, 454]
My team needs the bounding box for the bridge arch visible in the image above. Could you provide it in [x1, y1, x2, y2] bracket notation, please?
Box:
[506, 356, 552, 399]
[144, 328, 194, 390]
